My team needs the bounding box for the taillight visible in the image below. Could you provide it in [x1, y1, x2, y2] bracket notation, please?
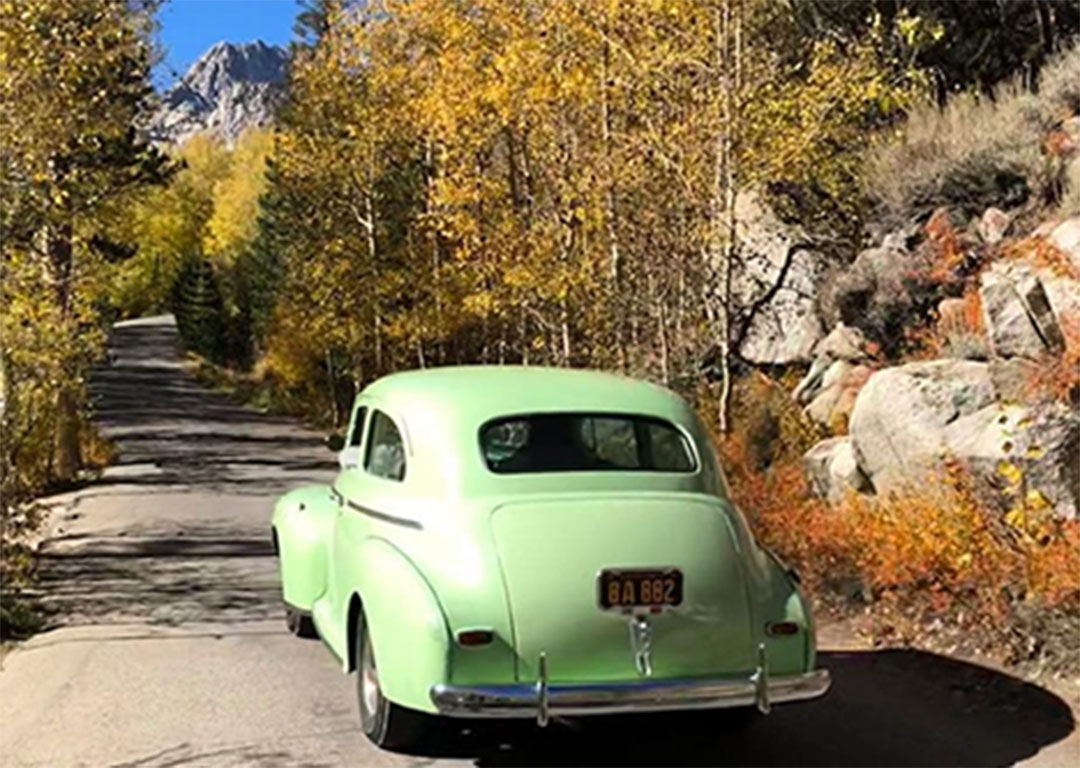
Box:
[456, 629, 494, 647]
[766, 621, 799, 637]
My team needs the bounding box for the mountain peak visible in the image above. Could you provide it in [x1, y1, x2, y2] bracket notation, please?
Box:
[150, 41, 289, 146]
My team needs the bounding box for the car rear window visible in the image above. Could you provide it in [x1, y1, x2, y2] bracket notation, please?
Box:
[480, 414, 696, 474]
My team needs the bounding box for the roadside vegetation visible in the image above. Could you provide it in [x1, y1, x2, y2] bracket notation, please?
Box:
[0, 0, 166, 636]
[2, 0, 1079, 674]
[716, 388, 1080, 676]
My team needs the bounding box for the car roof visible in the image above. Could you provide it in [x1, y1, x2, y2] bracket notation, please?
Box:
[360, 365, 690, 424]
[353, 365, 723, 499]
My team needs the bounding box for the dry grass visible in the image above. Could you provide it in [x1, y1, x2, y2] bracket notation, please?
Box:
[1059, 159, 1080, 215]
[867, 83, 1045, 224]
[1037, 45, 1080, 122]
[869, 45, 1080, 225]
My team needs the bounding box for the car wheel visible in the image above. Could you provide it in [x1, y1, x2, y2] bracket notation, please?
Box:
[285, 606, 317, 638]
[355, 610, 435, 753]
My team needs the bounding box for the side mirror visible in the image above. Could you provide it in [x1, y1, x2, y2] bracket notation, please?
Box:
[325, 433, 345, 452]
[338, 446, 361, 470]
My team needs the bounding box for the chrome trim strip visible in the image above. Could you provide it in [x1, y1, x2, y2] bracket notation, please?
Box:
[344, 498, 423, 530]
[430, 668, 830, 718]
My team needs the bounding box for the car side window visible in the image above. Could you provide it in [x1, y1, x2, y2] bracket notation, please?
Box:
[348, 406, 367, 448]
[364, 410, 406, 481]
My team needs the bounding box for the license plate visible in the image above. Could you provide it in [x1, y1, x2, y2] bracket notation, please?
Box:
[597, 568, 683, 611]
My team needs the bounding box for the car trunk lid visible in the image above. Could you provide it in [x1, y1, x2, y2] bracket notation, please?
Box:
[491, 495, 755, 683]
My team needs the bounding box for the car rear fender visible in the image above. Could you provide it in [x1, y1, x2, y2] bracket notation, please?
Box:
[727, 501, 815, 675]
[272, 485, 336, 612]
[345, 538, 450, 713]
[752, 550, 816, 673]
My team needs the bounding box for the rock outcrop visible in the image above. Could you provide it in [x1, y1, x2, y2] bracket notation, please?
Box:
[1050, 216, 1080, 261]
[1046, 216, 1080, 322]
[823, 232, 918, 336]
[149, 41, 288, 146]
[944, 402, 1080, 519]
[804, 436, 871, 502]
[732, 192, 828, 365]
[848, 360, 998, 495]
[980, 263, 1066, 359]
[801, 205, 1080, 519]
[809, 357, 1080, 519]
[977, 207, 1012, 245]
[793, 323, 874, 430]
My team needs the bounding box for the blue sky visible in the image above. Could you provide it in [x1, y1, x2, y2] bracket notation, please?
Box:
[154, 0, 300, 89]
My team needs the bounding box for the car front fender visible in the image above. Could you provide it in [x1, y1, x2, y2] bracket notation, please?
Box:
[272, 485, 335, 612]
[346, 538, 451, 713]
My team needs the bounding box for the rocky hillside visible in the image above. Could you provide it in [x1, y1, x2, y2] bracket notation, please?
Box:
[736, 183, 1080, 523]
[149, 41, 288, 146]
[726, 40, 1080, 525]
[799, 213, 1080, 520]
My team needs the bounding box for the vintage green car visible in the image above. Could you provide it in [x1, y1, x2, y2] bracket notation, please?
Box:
[271, 366, 829, 751]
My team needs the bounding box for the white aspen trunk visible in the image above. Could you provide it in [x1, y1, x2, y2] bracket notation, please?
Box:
[0, 343, 10, 496]
[657, 294, 670, 386]
[560, 302, 571, 365]
[599, 11, 625, 370]
[50, 222, 80, 481]
[520, 303, 530, 365]
[364, 191, 383, 373]
[714, 0, 741, 435]
[426, 139, 444, 365]
[326, 348, 340, 427]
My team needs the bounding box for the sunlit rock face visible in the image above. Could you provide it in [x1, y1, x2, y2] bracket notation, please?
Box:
[149, 41, 288, 146]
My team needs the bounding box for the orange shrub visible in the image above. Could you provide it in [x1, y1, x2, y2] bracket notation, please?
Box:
[939, 288, 986, 337]
[924, 208, 968, 283]
[1001, 236, 1080, 281]
[1027, 311, 1080, 404]
[1027, 523, 1080, 607]
[717, 432, 853, 595]
[715, 427, 1080, 660]
[907, 287, 990, 361]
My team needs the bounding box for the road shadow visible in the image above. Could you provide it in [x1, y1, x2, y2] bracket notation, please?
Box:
[32, 523, 283, 628]
[87, 318, 335, 495]
[29, 317, 336, 630]
[426, 650, 1075, 767]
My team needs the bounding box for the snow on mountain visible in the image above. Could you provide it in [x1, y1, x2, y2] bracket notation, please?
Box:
[150, 41, 288, 146]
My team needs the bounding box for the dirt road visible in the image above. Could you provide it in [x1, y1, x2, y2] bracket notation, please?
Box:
[0, 316, 1075, 767]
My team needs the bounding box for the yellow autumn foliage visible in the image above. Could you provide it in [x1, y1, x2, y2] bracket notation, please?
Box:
[255, 0, 924, 414]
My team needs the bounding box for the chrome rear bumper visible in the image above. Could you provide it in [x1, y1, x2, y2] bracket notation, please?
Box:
[430, 667, 830, 721]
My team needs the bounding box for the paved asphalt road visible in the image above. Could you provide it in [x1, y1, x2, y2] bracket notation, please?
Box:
[0, 315, 1077, 767]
